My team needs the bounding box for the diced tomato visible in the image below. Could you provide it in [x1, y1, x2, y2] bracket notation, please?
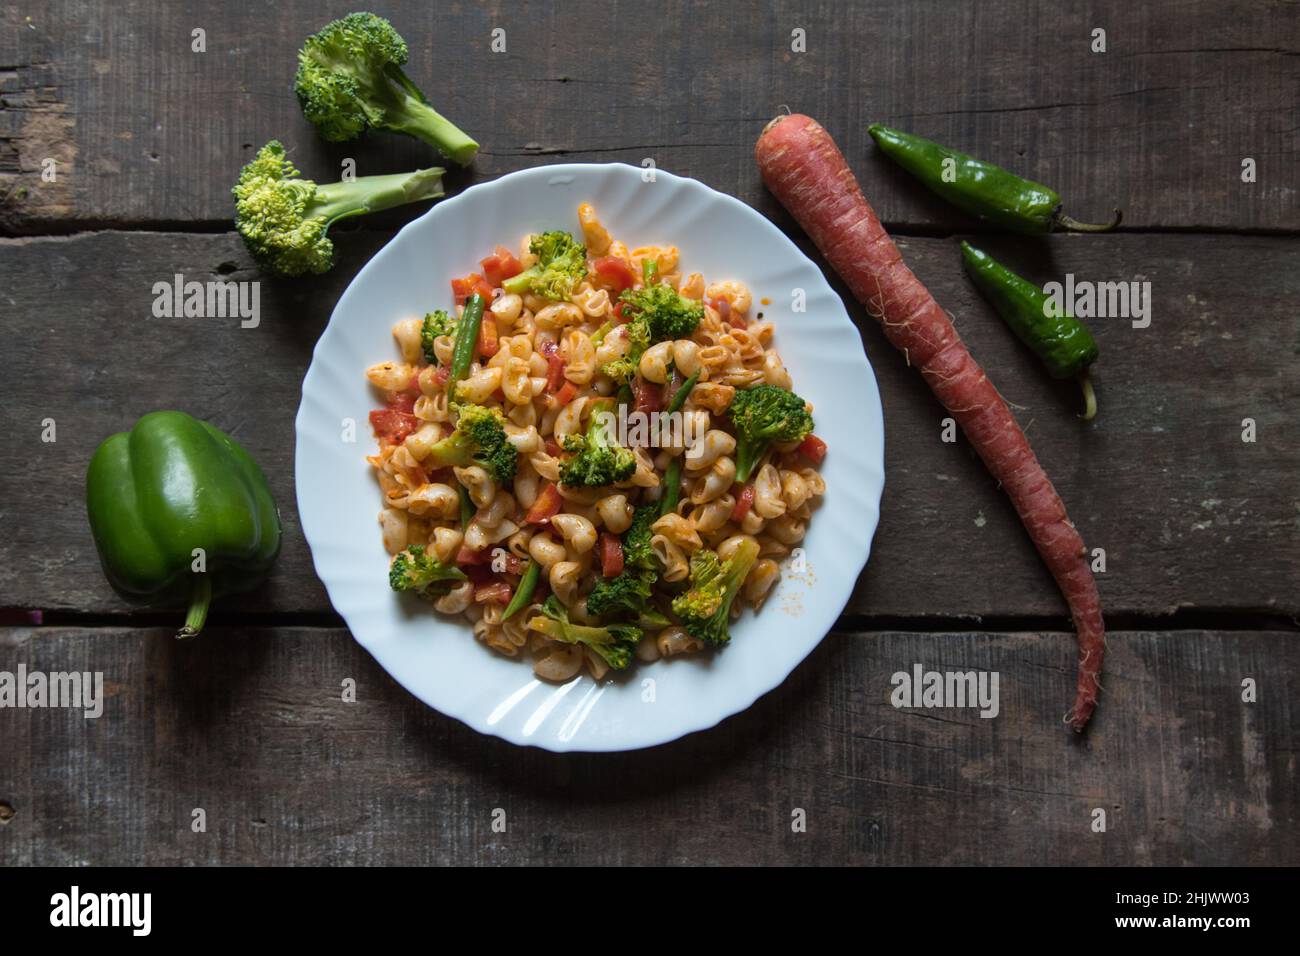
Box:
[544, 437, 562, 458]
[480, 246, 523, 286]
[369, 409, 420, 443]
[554, 381, 578, 406]
[525, 483, 563, 525]
[386, 389, 417, 415]
[457, 545, 489, 566]
[432, 365, 450, 388]
[475, 580, 513, 605]
[612, 301, 628, 322]
[632, 376, 662, 413]
[592, 255, 636, 293]
[451, 273, 495, 306]
[451, 273, 482, 305]
[539, 340, 566, 392]
[798, 433, 827, 464]
[477, 314, 499, 358]
[731, 483, 755, 523]
[599, 533, 624, 578]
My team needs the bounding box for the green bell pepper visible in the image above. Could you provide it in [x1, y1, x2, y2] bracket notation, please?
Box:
[85, 410, 282, 638]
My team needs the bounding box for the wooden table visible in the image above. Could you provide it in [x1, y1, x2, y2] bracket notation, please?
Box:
[2, 1, 1296, 865]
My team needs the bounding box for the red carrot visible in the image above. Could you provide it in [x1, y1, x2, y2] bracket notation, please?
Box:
[756, 114, 1104, 731]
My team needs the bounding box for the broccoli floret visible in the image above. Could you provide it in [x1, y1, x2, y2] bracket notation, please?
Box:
[559, 402, 635, 487]
[421, 309, 456, 364]
[425, 403, 518, 482]
[501, 230, 588, 300]
[389, 544, 468, 598]
[587, 568, 656, 620]
[587, 503, 662, 620]
[670, 538, 760, 647]
[294, 12, 478, 165]
[620, 284, 704, 342]
[599, 286, 701, 382]
[232, 140, 444, 276]
[598, 320, 651, 384]
[526, 595, 642, 671]
[622, 504, 659, 573]
[727, 384, 814, 483]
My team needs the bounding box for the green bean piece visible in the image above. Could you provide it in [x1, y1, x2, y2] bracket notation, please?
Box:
[660, 455, 683, 517]
[458, 483, 474, 530]
[666, 370, 700, 414]
[502, 559, 540, 620]
[447, 293, 485, 400]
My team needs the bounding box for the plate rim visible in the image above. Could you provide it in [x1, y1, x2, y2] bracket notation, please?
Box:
[294, 161, 885, 752]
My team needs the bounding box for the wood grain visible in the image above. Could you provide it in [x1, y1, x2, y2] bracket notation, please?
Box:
[1, 0, 1297, 869]
[1, 230, 1295, 621]
[2, 1, 1296, 233]
[1, 625, 1293, 865]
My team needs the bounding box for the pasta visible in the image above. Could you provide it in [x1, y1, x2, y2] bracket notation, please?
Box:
[366, 203, 825, 681]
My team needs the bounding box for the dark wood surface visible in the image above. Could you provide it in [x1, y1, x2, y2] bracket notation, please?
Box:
[1, 1, 1297, 866]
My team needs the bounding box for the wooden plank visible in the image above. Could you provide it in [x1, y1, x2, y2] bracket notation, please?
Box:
[1, 230, 1296, 620]
[0, 625, 1294, 865]
[2, 1, 1296, 232]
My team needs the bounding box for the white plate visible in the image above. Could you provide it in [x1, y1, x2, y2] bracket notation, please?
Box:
[295, 163, 884, 751]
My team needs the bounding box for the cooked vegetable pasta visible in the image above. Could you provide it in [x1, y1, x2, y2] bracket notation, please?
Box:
[367, 204, 825, 680]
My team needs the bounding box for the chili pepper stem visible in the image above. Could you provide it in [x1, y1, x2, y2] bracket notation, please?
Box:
[1054, 208, 1123, 233]
[177, 574, 211, 640]
[1077, 373, 1098, 421]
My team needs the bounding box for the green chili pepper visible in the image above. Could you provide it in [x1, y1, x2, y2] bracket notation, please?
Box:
[447, 292, 485, 400]
[643, 258, 658, 284]
[869, 125, 1121, 235]
[666, 370, 700, 414]
[960, 241, 1100, 420]
[502, 559, 540, 621]
[590, 319, 615, 345]
[659, 455, 683, 517]
[85, 410, 282, 639]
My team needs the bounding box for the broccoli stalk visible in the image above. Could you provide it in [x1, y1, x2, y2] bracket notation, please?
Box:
[295, 12, 478, 165]
[425, 403, 518, 483]
[559, 400, 636, 487]
[727, 384, 815, 483]
[389, 544, 468, 598]
[527, 595, 642, 671]
[501, 230, 588, 300]
[600, 284, 703, 383]
[671, 539, 761, 647]
[233, 140, 444, 276]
